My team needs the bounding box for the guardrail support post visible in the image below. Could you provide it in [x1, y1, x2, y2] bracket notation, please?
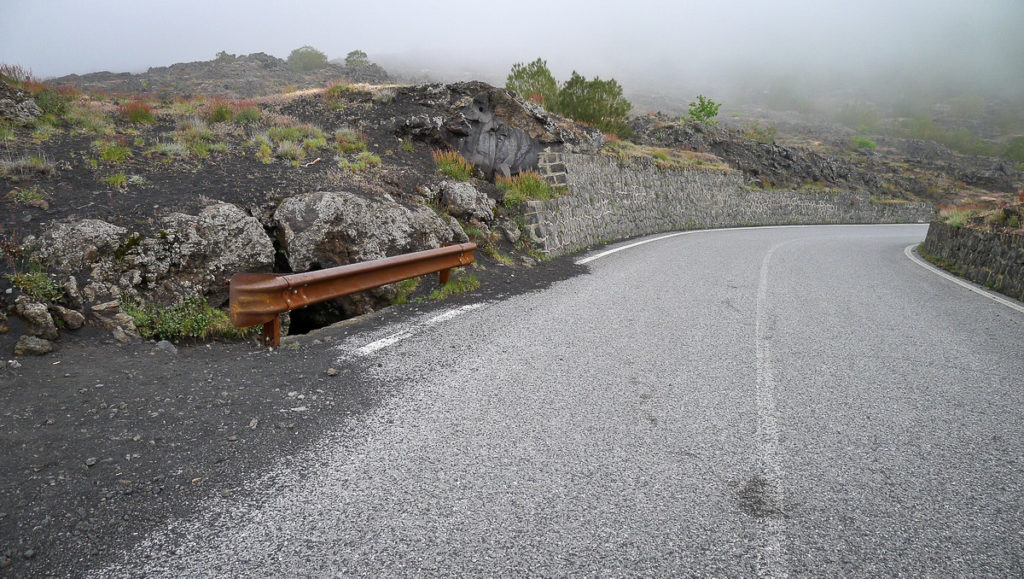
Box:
[262, 316, 281, 348]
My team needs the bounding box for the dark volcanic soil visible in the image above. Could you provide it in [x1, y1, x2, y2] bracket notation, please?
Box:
[0, 246, 586, 577]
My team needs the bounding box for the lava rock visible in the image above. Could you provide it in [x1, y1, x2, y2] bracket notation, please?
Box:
[13, 335, 53, 356]
[15, 296, 59, 340]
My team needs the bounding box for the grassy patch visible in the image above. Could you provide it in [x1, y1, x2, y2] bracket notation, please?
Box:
[400, 139, 415, 153]
[334, 128, 367, 153]
[601, 139, 728, 171]
[0, 154, 56, 178]
[94, 138, 133, 163]
[6, 269, 62, 302]
[497, 170, 559, 209]
[275, 141, 305, 161]
[391, 277, 421, 305]
[433, 149, 473, 181]
[940, 208, 976, 228]
[428, 274, 480, 300]
[122, 297, 255, 341]
[849, 135, 877, 150]
[103, 172, 127, 189]
[5, 185, 47, 203]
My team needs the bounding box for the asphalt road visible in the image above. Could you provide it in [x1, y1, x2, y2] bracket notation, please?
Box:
[91, 224, 1024, 577]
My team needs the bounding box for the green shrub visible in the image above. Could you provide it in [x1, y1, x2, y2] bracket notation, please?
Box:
[555, 72, 632, 136]
[0, 123, 13, 142]
[103, 173, 127, 189]
[232, 103, 261, 124]
[506, 58, 559, 107]
[287, 45, 328, 72]
[118, 100, 155, 124]
[5, 185, 47, 203]
[122, 297, 253, 341]
[345, 50, 369, 69]
[433, 149, 473, 181]
[687, 94, 721, 124]
[849, 135, 877, 150]
[148, 140, 187, 157]
[205, 99, 234, 123]
[303, 136, 328, 151]
[275, 141, 305, 161]
[335, 128, 367, 153]
[6, 269, 62, 302]
[400, 139, 414, 153]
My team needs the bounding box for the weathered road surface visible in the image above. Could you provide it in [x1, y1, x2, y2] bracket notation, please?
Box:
[93, 224, 1024, 577]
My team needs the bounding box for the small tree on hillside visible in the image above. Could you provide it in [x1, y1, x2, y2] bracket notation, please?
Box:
[555, 72, 632, 136]
[505, 58, 559, 108]
[345, 50, 369, 69]
[287, 45, 328, 72]
[687, 94, 721, 124]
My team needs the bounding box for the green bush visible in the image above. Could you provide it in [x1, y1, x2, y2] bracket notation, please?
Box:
[287, 46, 328, 72]
[555, 72, 632, 136]
[687, 95, 721, 124]
[95, 139, 132, 162]
[123, 297, 253, 341]
[345, 50, 369, 69]
[849, 135, 877, 150]
[505, 58, 559, 107]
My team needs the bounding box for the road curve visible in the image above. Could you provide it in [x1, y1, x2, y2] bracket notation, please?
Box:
[93, 224, 1024, 577]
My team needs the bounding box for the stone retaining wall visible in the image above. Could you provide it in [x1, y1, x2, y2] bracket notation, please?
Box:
[921, 221, 1024, 301]
[520, 153, 936, 255]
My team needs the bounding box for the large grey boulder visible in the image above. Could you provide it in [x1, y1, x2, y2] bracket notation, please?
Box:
[440, 181, 495, 222]
[24, 219, 128, 272]
[121, 203, 275, 301]
[275, 191, 458, 272]
[25, 203, 274, 305]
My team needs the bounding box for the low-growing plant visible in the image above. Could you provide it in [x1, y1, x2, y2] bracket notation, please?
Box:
[0, 154, 55, 178]
[232, 102, 261, 124]
[148, 140, 187, 157]
[391, 277, 420, 305]
[103, 172, 127, 189]
[255, 141, 273, 164]
[303, 136, 328, 151]
[127, 174, 150, 187]
[5, 185, 47, 204]
[0, 123, 13, 142]
[6, 268, 63, 302]
[122, 296, 254, 341]
[355, 151, 381, 167]
[428, 274, 480, 300]
[849, 135, 877, 150]
[268, 124, 323, 143]
[433, 149, 473, 181]
[335, 128, 367, 153]
[742, 121, 777, 144]
[940, 208, 976, 228]
[275, 140, 305, 161]
[400, 139, 414, 153]
[497, 170, 557, 208]
[94, 138, 133, 162]
[118, 100, 155, 124]
[205, 99, 234, 123]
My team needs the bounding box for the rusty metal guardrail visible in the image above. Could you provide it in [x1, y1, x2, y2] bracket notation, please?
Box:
[229, 242, 476, 347]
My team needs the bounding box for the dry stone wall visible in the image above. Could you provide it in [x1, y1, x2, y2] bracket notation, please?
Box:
[921, 221, 1024, 301]
[521, 153, 936, 255]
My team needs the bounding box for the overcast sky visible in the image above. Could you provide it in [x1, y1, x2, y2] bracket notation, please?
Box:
[2, 0, 1022, 96]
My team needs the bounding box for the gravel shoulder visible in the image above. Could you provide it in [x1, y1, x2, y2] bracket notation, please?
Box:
[0, 253, 586, 577]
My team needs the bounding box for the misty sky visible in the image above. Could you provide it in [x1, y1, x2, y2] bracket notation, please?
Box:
[2, 0, 1022, 96]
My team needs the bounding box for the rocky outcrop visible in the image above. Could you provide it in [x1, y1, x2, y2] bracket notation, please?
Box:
[52, 52, 392, 99]
[394, 83, 603, 178]
[24, 202, 274, 304]
[629, 114, 880, 191]
[14, 296, 59, 340]
[0, 82, 42, 124]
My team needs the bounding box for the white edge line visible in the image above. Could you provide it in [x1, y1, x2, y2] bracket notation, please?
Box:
[574, 223, 922, 265]
[905, 244, 1024, 314]
[350, 303, 487, 357]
